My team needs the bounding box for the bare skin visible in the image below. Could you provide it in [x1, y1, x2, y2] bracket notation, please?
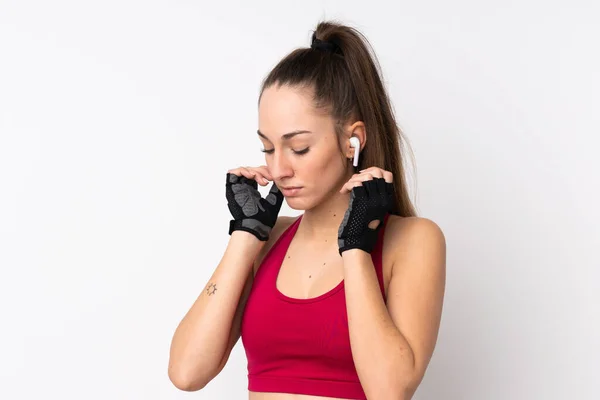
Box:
[246, 213, 407, 400]
[244, 84, 415, 399]
[168, 84, 445, 399]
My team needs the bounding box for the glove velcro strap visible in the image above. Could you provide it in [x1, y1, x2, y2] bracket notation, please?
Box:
[228, 219, 271, 242]
[338, 219, 384, 255]
[338, 234, 378, 255]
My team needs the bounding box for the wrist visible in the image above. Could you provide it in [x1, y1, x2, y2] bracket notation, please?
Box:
[338, 231, 378, 256]
[229, 230, 266, 255]
[229, 219, 271, 241]
[340, 248, 372, 265]
[231, 229, 267, 243]
[339, 246, 372, 257]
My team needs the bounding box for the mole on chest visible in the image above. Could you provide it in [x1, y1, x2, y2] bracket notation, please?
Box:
[277, 253, 344, 298]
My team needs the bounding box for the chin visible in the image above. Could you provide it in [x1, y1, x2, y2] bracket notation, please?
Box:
[284, 196, 314, 211]
[284, 189, 333, 211]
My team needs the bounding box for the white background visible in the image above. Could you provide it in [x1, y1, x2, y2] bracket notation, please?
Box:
[1, 1, 599, 399]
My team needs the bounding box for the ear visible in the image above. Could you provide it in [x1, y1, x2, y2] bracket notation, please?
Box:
[345, 120, 367, 158]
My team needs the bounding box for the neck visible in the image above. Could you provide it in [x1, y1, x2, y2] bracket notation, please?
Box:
[296, 184, 353, 244]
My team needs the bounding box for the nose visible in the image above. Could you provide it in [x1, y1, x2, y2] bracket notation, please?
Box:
[268, 150, 294, 182]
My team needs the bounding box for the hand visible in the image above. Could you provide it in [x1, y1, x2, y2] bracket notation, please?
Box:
[225, 166, 284, 242]
[337, 167, 395, 255]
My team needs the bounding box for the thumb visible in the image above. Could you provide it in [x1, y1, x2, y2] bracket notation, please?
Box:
[264, 181, 284, 210]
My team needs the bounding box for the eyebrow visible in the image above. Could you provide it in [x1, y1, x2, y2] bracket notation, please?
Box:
[257, 129, 312, 141]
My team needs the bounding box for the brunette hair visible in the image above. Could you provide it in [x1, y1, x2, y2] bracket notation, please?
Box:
[258, 20, 417, 217]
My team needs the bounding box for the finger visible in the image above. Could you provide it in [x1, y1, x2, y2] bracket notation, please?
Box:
[360, 169, 383, 179]
[265, 182, 284, 210]
[352, 185, 368, 198]
[252, 166, 273, 181]
[347, 172, 374, 184]
[382, 170, 393, 183]
[375, 177, 387, 193]
[359, 168, 393, 182]
[239, 168, 249, 176]
[227, 168, 245, 176]
[228, 167, 253, 178]
[385, 181, 394, 195]
[339, 180, 364, 194]
[363, 178, 379, 197]
[252, 173, 269, 186]
[239, 167, 256, 180]
[252, 170, 270, 186]
[340, 174, 373, 193]
[269, 180, 282, 194]
[243, 166, 272, 185]
[226, 172, 239, 184]
[358, 167, 376, 174]
[232, 168, 257, 189]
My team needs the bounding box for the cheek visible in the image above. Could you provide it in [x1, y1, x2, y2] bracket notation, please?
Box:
[303, 148, 341, 176]
[301, 150, 346, 193]
[285, 152, 345, 210]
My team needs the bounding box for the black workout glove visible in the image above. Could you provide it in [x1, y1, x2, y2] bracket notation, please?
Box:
[338, 177, 395, 255]
[225, 172, 284, 241]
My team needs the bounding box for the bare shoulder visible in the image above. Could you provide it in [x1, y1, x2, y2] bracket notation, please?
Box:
[384, 215, 446, 273]
[252, 215, 299, 276]
[385, 215, 445, 240]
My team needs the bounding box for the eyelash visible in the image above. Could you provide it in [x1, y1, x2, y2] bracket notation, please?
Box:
[260, 148, 310, 155]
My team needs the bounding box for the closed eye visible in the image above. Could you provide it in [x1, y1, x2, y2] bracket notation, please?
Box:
[260, 148, 310, 155]
[293, 148, 310, 155]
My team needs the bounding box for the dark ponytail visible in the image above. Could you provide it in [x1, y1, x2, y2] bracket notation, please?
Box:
[259, 20, 417, 217]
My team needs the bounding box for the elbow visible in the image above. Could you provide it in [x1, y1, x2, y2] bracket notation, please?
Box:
[400, 384, 418, 400]
[370, 369, 422, 400]
[399, 372, 424, 400]
[379, 382, 418, 400]
[168, 363, 212, 392]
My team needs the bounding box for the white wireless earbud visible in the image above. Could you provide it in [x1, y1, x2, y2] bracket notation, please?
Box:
[349, 137, 360, 167]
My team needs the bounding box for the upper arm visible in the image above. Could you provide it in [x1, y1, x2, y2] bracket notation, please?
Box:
[386, 217, 446, 388]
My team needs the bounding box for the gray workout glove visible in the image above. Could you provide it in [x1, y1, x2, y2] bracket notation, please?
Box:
[338, 177, 395, 255]
[226, 172, 284, 241]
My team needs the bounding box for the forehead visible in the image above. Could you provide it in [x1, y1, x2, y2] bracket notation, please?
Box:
[258, 85, 331, 139]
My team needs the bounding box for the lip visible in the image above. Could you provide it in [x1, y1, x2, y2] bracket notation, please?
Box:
[280, 186, 303, 196]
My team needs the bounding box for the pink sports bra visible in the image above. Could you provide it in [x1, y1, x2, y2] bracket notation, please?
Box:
[240, 213, 390, 399]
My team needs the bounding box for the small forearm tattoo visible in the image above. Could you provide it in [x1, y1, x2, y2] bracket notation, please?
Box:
[206, 282, 217, 296]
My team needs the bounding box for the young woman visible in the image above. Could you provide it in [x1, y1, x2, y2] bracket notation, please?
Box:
[169, 20, 446, 400]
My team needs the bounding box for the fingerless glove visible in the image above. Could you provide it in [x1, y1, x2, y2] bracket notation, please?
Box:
[338, 178, 394, 255]
[226, 173, 284, 241]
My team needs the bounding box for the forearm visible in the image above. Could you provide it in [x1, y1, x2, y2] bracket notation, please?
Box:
[342, 250, 416, 399]
[169, 231, 263, 386]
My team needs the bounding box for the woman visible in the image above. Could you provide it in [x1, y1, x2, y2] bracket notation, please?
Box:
[168, 20, 446, 400]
